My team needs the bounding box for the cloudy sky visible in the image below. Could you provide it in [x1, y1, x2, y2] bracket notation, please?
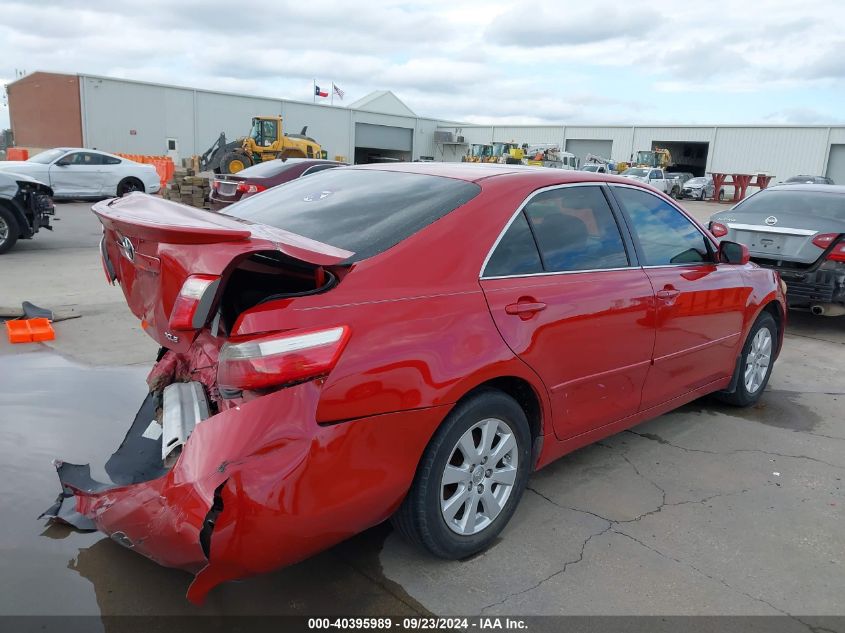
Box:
[1, 0, 843, 128]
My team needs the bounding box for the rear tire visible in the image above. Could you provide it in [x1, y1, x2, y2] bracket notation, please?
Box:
[117, 178, 144, 197]
[221, 151, 252, 174]
[392, 389, 532, 559]
[714, 312, 777, 407]
[0, 205, 20, 254]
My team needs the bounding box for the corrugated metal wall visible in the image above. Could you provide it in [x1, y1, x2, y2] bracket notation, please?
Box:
[77, 74, 845, 181]
[434, 123, 845, 180]
[79, 74, 434, 163]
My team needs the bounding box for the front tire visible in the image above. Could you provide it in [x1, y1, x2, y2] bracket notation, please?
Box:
[392, 389, 532, 559]
[0, 205, 20, 254]
[117, 178, 144, 197]
[714, 311, 777, 407]
[700, 188, 707, 201]
[221, 151, 252, 174]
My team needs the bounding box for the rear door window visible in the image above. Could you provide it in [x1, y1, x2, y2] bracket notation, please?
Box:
[483, 213, 543, 277]
[612, 186, 712, 265]
[523, 186, 630, 272]
[225, 169, 480, 261]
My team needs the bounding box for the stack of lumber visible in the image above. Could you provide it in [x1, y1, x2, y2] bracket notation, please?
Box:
[162, 167, 210, 209]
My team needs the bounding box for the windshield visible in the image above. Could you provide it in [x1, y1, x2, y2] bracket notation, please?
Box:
[686, 177, 707, 186]
[470, 145, 491, 158]
[735, 189, 845, 221]
[225, 169, 481, 261]
[635, 151, 655, 165]
[622, 168, 649, 177]
[28, 149, 66, 164]
[582, 165, 600, 172]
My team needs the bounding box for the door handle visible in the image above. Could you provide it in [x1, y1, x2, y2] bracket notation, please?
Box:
[656, 287, 680, 300]
[505, 301, 547, 317]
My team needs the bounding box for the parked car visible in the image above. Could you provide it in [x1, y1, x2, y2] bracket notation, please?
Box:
[667, 171, 695, 187]
[0, 148, 161, 199]
[710, 183, 845, 315]
[209, 158, 346, 210]
[0, 172, 54, 254]
[784, 175, 835, 185]
[45, 164, 786, 603]
[581, 163, 610, 174]
[680, 176, 726, 201]
[620, 167, 681, 197]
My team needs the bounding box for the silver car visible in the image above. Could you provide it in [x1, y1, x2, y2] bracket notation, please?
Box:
[709, 184, 845, 315]
[680, 176, 725, 201]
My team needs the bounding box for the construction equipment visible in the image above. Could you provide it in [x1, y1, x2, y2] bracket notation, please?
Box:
[462, 143, 493, 163]
[523, 144, 580, 170]
[634, 148, 673, 170]
[491, 142, 523, 164]
[584, 153, 628, 173]
[200, 116, 323, 174]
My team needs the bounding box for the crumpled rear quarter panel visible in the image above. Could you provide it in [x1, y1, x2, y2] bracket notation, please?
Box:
[70, 380, 448, 604]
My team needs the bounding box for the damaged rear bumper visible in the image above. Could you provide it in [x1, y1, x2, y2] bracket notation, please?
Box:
[43, 377, 447, 604]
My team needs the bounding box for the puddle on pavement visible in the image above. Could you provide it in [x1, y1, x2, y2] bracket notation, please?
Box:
[0, 351, 423, 620]
[682, 390, 824, 432]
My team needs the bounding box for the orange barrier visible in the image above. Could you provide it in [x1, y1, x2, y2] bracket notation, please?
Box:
[6, 147, 29, 161]
[114, 153, 176, 189]
[5, 318, 55, 344]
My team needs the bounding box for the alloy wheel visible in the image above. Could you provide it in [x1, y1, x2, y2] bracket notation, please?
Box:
[744, 328, 772, 394]
[0, 215, 8, 243]
[440, 417, 518, 535]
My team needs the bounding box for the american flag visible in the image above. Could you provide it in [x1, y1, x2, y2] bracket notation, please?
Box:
[333, 83, 345, 100]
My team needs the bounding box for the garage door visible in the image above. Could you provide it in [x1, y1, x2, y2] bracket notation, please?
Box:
[565, 139, 613, 163]
[355, 123, 413, 151]
[826, 144, 845, 185]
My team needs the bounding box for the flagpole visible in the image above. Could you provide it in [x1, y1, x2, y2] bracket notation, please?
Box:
[313, 79, 316, 103]
[331, 83, 334, 106]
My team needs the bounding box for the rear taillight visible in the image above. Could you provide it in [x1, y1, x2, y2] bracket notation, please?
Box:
[236, 183, 266, 194]
[709, 222, 728, 238]
[827, 242, 845, 262]
[812, 233, 838, 249]
[217, 326, 350, 392]
[168, 274, 221, 331]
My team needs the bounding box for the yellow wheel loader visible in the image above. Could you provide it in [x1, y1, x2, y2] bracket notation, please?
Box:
[200, 116, 324, 174]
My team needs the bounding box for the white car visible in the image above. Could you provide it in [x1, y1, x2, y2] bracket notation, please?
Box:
[0, 148, 161, 199]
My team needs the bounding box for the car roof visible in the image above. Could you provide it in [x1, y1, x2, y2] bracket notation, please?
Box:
[350, 161, 643, 186]
[769, 183, 845, 194]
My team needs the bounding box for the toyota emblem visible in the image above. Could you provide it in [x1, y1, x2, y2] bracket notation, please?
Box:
[764, 216, 778, 226]
[117, 235, 135, 262]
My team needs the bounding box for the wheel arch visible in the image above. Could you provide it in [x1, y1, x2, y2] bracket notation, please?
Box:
[450, 375, 546, 470]
[0, 197, 29, 238]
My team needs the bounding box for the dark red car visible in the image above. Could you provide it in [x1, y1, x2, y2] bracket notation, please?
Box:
[209, 158, 346, 210]
[46, 163, 786, 603]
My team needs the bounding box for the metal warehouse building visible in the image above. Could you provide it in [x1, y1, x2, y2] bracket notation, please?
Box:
[7, 71, 845, 184]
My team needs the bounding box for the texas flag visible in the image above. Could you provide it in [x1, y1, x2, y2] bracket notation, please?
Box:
[315, 85, 328, 98]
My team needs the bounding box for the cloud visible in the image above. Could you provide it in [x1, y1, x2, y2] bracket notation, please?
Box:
[0, 0, 843, 129]
[486, 4, 659, 47]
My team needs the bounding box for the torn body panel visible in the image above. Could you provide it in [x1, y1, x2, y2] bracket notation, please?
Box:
[44, 359, 448, 603]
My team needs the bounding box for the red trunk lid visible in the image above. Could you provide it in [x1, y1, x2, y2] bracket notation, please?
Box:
[93, 194, 352, 351]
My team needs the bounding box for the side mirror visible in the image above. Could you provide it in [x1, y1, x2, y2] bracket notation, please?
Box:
[719, 240, 749, 265]
[55, 159, 70, 167]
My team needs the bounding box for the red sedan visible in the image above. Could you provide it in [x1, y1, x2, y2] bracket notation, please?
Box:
[45, 163, 786, 603]
[209, 157, 346, 210]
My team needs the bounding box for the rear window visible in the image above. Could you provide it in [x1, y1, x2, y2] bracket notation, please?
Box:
[736, 189, 845, 221]
[237, 159, 301, 178]
[225, 168, 481, 261]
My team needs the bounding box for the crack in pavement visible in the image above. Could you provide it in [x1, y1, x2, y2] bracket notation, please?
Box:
[478, 520, 613, 614]
[626, 429, 845, 470]
[611, 530, 809, 624]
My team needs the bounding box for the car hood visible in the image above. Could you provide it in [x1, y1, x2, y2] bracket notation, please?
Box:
[0, 161, 32, 171]
[711, 208, 844, 264]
